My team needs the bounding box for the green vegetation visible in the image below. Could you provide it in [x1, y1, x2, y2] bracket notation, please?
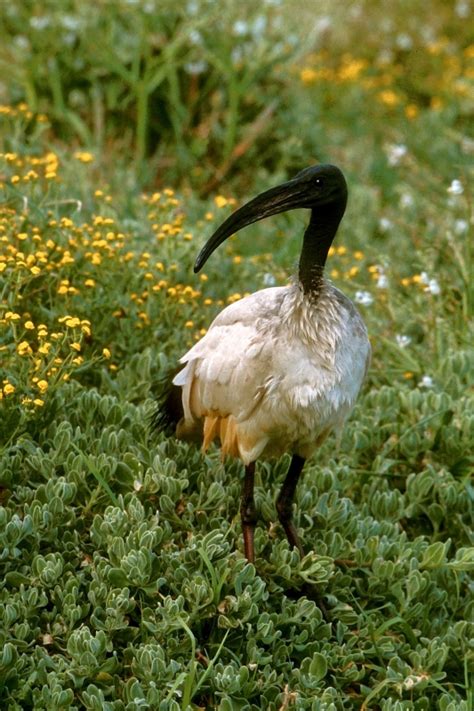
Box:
[0, 1, 473, 708]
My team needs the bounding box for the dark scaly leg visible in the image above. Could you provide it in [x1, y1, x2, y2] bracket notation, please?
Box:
[240, 462, 258, 563]
[276, 454, 305, 556]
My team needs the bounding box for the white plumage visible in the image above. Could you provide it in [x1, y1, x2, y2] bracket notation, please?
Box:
[173, 282, 370, 464]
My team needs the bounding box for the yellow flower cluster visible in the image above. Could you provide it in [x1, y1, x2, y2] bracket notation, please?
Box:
[1, 105, 239, 409]
[299, 42, 474, 117]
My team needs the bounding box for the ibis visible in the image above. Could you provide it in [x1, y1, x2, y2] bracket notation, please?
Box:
[158, 164, 370, 564]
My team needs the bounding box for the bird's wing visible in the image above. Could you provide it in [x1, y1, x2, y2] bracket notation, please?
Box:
[173, 287, 287, 423]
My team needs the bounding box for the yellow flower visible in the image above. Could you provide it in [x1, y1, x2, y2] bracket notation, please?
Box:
[3, 383, 15, 395]
[430, 96, 444, 110]
[70, 342, 81, 352]
[214, 195, 228, 208]
[185, 321, 194, 328]
[405, 104, 419, 120]
[73, 151, 94, 163]
[37, 380, 48, 393]
[33, 398, 45, 407]
[300, 68, 318, 85]
[227, 293, 242, 303]
[378, 90, 400, 107]
[102, 348, 111, 359]
[84, 278, 96, 287]
[338, 58, 367, 81]
[17, 341, 33, 356]
[62, 316, 81, 328]
[24, 320, 35, 330]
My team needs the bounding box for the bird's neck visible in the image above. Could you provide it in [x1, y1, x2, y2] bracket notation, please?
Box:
[298, 207, 343, 296]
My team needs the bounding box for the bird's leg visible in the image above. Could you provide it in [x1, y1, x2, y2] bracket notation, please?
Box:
[276, 454, 306, 557]
[240, 462, 258, 563]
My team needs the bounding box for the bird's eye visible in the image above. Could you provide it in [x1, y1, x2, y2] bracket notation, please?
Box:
[315, 177, 323, 187]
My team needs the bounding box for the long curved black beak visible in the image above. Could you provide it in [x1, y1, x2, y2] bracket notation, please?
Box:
[194, 177, 311, 273]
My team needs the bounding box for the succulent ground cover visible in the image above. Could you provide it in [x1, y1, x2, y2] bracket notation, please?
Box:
[0, 1, 473, 709]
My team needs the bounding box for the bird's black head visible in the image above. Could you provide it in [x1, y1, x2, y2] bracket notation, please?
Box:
[194, 164, 348, 272]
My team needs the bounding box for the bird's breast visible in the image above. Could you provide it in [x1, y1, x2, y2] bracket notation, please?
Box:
[252, 284, 370, 458]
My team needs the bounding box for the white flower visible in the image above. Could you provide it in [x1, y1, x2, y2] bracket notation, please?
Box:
[400, 193, 414, 209]
[376, 274, 389, 289]
[454, 219, 468, 235]
[418, 375, 434, 388]
[186, 1, 199, 15]
[447, 179, 463, 195]
[386, 143, 407, 166]
[396, 334, 411, 348]
[263, 273, 276, 286]
[188, 29, 203, 45]
[419, 271, 430, 285]
[30, 16, 51, 30]
[314, 16, 332, 33]
[403, 675, 426, 690]
[14, 36, 30, 51]
[396, 34, 413, 50]
[425, 278, 441, 295]
[455, 1, 470, 18]
[355, 290, 374, 306]
[252, 16, 267, 38]
[233, 20, 249, 36]
[60, 15, 82, 31]
[379, 217, 393, 232]
[184, 60, 208, 76]
[63, 33, 76, 47]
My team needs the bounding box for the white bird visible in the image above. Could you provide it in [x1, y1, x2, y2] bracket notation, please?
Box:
[157, 164, 370, 564]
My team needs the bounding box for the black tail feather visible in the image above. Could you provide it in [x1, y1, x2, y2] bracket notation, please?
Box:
[151, 367, 184, 436]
